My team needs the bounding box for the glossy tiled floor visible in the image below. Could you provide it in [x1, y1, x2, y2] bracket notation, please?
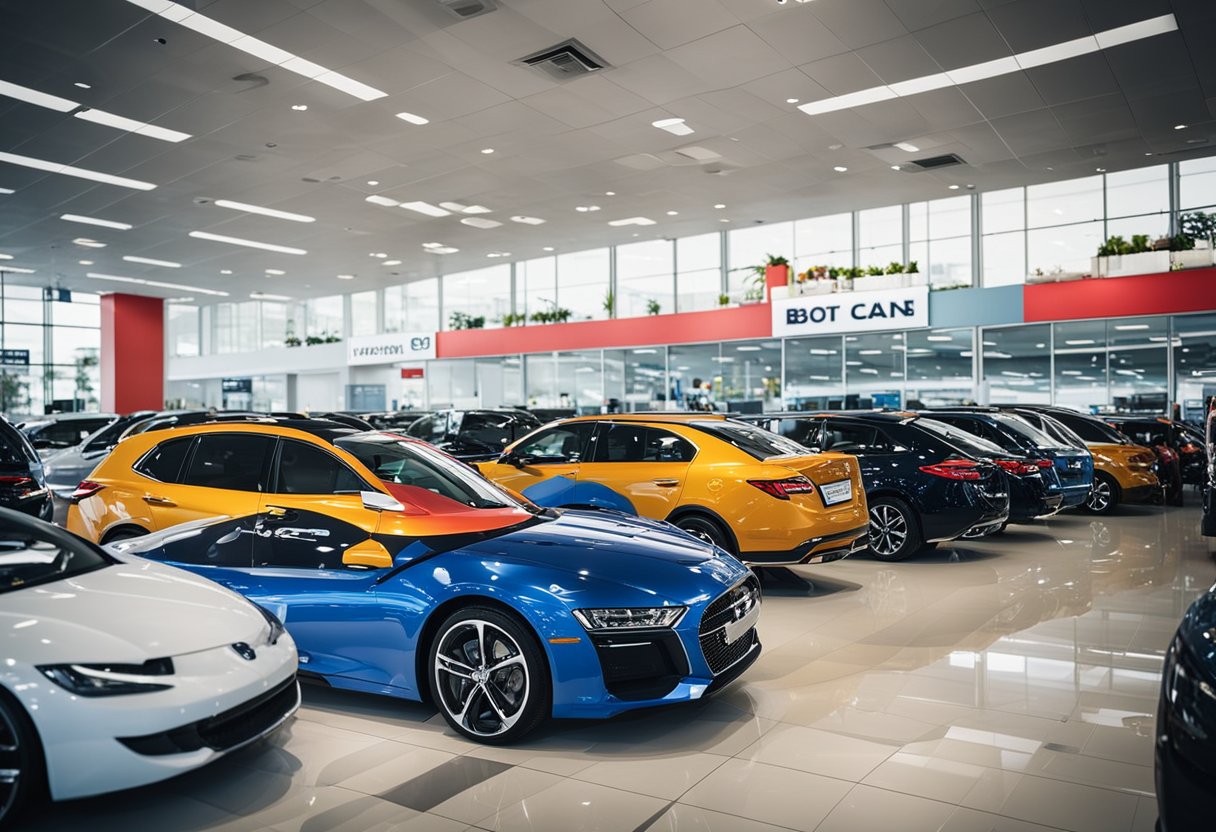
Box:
[25, 503, 1216, 832]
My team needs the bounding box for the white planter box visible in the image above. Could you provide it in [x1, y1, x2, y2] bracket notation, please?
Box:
[1170, 249, 1216, 270]
[793, 280, 835, 296]
[1028, 270, 1088, 284]
[1093, 250, 1170, 278]
[847, 273, 925, 292]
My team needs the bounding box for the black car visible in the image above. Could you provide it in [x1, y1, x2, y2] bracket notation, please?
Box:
[40, 410, 157, 498]
[18, 413, 116, 455]
[0, 416, 52, 521]
[1155, 578, 1216, 831]
[118, 410, 270, 441]
[364, 410, 432, 431]
[406, 409, 544, 462]
[925, 409, 1094, 514]
[743, 412, 1009, 561]
[1203, 398, 1215, 538]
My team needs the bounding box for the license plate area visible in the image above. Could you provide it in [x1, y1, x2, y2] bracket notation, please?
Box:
[818, 479, 853, 506]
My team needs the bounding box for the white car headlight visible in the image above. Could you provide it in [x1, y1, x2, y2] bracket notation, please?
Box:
[572, 607, 686, 630]
[38, 658, 174, 697]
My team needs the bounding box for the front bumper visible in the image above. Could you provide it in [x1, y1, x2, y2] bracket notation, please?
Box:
[742, 524, 868, 566]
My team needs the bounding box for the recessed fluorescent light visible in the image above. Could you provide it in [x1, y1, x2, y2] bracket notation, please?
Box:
[714, 203, 726, 209]
[123, 255, 181, 268]
[426, 246, 458, 255]
[86, 271, 228, 296]
[1065, 339, 1095, 345]
[60, 213, 132, 230]
[0, 187, 13, 195]
[220, 269, 233, 275]
[605, 191, 616, 196]
[265, 268, 286, 275]
[948, 184, 960, 190]
[894, 142, 920, 152]
[0, 253, 11, 259]
[0, 150, 156, 190]
[213, 199, 315, 223]
[365, 195, 399, 207]
[382, 259, 402, 266]
[395, 111, 429, 125]
[461, 217, 502, 229]
[652, 118, 693, 136]
[786, 98, 799, 104]
[510, 215, 545, 225]
[0, 266, 35, 273]
[250, 291, 291, 300]
[337, 274, 354, 280]
[575, 205, 601, 213]
[666, 210, 679, 216]
[371, 252, 387, 258]
[463, 205, 492, 214]
[400, 201, 451, 217]
[926, 335, 953, 341]
[73, 109, 191, 142]
[1060, 370, 1082, 376]
[859, 349, 882, 355]
[607, 216, 657, 227]
[1174, 124, 1187, 130]
[0, 78, 77, 111]
[833, 166, 848, 172]
[439, 201, 469, 212]
[798, 13, 1177, 118]
[125, 0, 386, 101]
[891, 165, 901, 170]
[480, 148, 494, 154]
[73, 238, 106, 248]
[78, 259, 93, 265]
[74, 82, 91, 89]
[736, 345, 761, 352]
[542, 246, 554, 252]
[188, 230, 306, 255]
[1115, 323, 1150, 330]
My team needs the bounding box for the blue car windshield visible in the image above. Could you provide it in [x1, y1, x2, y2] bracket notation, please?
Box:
[336, 434, 521, 510]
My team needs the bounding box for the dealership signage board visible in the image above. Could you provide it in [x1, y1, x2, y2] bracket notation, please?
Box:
[0, 349, 30, 367]
[348, 332, 436, 365]
[772, 285, 929, 337]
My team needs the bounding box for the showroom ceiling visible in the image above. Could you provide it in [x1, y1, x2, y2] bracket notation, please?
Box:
[0, 0, 1214, 302]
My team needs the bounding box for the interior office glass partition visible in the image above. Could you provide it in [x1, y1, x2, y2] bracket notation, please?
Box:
[616, 239, 674, 318]
[982, 187, 1027, 287]
[525, 351, 606, 411]
[517, 257, 557, 321]
[604, 347, 667, 411]
[1107, 316, 1169, 414]
[676, 233, 722, 312]
[783, 335, 844, 410]
[1173, 313, 1216, 421]
[668, 343, 719, 411]
[981, 324, 1051, 403]
[793, 213, 853, 275]
[719, 339, 782, 413]
[845, 332, 906, 409]
[167, 303, 200, 357]
[260, 301, 287, 349]
[905, 328, 974, 406]
[1052, 320, 1108, 411]
[443, 266, 511, 329]
[304, 295, 344, 340]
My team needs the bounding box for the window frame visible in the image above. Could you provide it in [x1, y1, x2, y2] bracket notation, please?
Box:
[588, 422, 699, 464]
[133, 436, 197, 485]
[513, 422, 596, 464]
[177, 432, 277, 493]
[268, 437, 371, 496]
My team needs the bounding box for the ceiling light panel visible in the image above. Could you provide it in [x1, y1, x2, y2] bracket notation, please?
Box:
[607, 216, 657, 227]
[0, 150, 156, 190]
[188, 230, 306, 255]
[124, 0, 387, 101]
[87, 271, 228, 296]
[652, 118, 693, 136]
[510, 216, 545, 225]
[400, 201, 451, 217]
[395, 111, 429, 125]
[460, 217, 502, 229]
[213, 199, 315, 223]
[798, 13, 1177, 118]
[123, 255, 181, 268]
[73, 109, 191, 142]
[73, 238, 106, 248]
[61, 213, 132, 230]
[0, 253, 10, 259]
[0, 187, 13, 195]
[0, 78, 77, 111]
[0, 266, 35, 273]
[365, 195, 399, 207]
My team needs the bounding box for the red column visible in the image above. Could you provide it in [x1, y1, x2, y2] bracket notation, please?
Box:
[101, 293, 164, 413]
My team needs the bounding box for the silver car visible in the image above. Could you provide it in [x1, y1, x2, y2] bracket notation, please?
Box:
[19, 414, 116, 460]
[40, 412, 154, 498]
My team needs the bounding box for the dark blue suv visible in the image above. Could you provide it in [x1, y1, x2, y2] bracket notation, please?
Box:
[743, 412, 1009, 561]
[925, 409, 1094, 513]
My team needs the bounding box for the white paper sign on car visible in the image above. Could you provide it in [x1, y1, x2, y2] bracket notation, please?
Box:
[819, 479, 853, 506]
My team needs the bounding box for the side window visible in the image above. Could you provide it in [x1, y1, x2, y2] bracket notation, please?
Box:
[408, 415, 445, 441]
[459, 413, 514, 449]
[595, 424, 696, 463]
[275, 440, 364, 494]
[778, 419, 821, 448]
[181, 434, 274, 492]
[821, 423, 880, 454]
[134, 437, 194, 483]
[515, 424, 594, 463]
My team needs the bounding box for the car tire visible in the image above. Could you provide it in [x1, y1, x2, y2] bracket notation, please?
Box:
[674, 515, 734, 554]
[428, 606, 550, 745]
[0, 688, 44, 827]
[867, 497, 922, 562]
[1084, 473, 1118, 515]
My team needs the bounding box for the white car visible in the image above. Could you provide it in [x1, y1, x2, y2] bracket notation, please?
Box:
[0, 507, 298, 824]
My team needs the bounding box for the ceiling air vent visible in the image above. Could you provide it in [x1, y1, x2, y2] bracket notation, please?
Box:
[437, 0, 496, 19]
[516, 39, 609, 81]
[903, 153, 967, 171]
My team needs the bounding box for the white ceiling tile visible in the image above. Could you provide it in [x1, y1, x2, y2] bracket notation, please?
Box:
[808, 0, 909, 49]
[665, 26, 790, 91]
[883, 0, 982, 31]
[617, 0, 739, 50]
[799, 52, 886, 97]
[914, 12, 1013, 70]
[746, 7, 849, 66]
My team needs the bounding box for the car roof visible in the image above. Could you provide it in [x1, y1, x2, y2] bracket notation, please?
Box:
[751, 410, 916, 423]
[560, 412, 730, 424]
[123, 416, 368, 443]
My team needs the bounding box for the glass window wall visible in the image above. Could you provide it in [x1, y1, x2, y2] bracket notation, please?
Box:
[676, 233, 722, 313]
[557, 248, 608, 322]
[350, 291, 377, 337]
[981, 324, 1051, 403]
[616, 240, 673, 318]
[783, 336, 844, 410]
[443, 266, 510, 330]
[728, 222, 793, 299]
[384, 278, 440, 333]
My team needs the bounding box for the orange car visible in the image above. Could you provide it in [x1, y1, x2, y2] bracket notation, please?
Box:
[478, 413, 868, 566]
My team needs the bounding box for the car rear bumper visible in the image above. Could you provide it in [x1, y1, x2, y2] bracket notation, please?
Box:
[1009, 492, 1064, 522]
[741, 524, 868, 566]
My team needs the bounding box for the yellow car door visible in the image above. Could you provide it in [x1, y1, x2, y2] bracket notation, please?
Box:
[479, 422, 595, 507]
[575, 423, 695, 519]
[141, 432, 274, 530]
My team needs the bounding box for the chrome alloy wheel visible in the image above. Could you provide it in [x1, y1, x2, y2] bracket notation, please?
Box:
[1086, 479, 1112, 512]
[0, 703, 21, 822]
[869, 503, 908, 557]
[434, 619, 530, 738]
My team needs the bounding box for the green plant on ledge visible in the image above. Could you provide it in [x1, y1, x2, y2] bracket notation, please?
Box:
[718, 294, 731, 307]
[500, 312, 527, 327]
[530, 303, 573, 324]
[449, 311, 486, 330]
[646, 298, 662, 315]
[304, 334, 324, 346]
[602, 290, 615, 318]
[1097, 234, 1152, 257]
[284, 335, 302, 347]
[1180, 211, 1216, 249]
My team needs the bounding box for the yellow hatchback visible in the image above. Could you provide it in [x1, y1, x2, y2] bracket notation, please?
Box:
[479, 414, 868, 566]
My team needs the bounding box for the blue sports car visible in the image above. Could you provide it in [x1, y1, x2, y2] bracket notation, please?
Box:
[114, 432, 761, 744]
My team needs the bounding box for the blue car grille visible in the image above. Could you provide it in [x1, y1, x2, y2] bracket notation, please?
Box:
[698, 576, 761, 675]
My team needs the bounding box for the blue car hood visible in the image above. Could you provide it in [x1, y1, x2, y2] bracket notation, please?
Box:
[454, 508, 749, 597]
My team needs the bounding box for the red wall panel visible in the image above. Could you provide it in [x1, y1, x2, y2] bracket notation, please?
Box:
[437, 303, 772, 358]
[1024, 268, 1216, 322]
[101, 293, 164, 413]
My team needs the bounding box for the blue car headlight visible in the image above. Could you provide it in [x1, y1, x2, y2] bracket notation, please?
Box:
[572, 607, 687, 631]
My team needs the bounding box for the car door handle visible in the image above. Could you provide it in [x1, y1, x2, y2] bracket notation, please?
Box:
[652, 478, 680, 487]
[265, 505, 292, 518]
[143, 495, 176, 506]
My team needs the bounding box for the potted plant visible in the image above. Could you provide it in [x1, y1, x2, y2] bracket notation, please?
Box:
[717, 293, 731, 307]
[448, 311, 486, 330]
[1093, 233, 1170, 277]
[791, 265, 835, 296]
[602, 290, 615, 319]
[646, 298, 661, 315]
[1172, 212, 1216, 270]
[500, 312, 527, 327]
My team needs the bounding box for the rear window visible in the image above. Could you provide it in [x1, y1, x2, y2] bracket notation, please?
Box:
[689, 421, 811, 460]
[994, 414, 1066, 450]
[1052, 412, 1130, 444]
[913, 418, 1007, 457]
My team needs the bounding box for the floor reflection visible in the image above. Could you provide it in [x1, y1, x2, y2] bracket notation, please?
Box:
[23, 505, 1215, 832]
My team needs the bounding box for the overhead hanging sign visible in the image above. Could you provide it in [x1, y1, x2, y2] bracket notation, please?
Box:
[0, 349, 30, 367]
[772, 285, 929, 337]
[348, 331, 436, 366]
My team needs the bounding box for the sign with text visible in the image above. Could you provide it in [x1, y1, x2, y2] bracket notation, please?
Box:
[0, 349, 30, 367]
[400, 367, 425, 379]
[348, 331, 436, 366]
[772, 285, 929, 337]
